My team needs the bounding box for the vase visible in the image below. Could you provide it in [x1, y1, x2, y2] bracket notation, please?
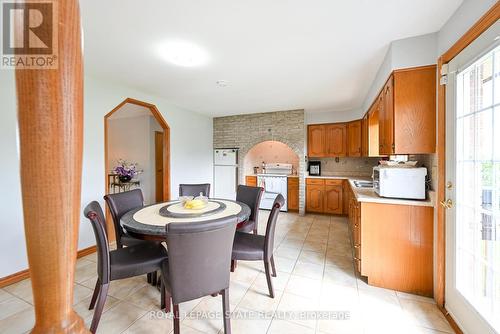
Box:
[119, 175, 132, 183]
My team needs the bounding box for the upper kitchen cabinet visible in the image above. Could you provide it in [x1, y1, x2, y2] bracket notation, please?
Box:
[307, 124, 326, 157]
[325, 123, 347, 157]
[347, 120, 362, 157]
[378, 65, 437, 155]
[368, 98, 381, 156]
[307, 123, 347, 158]
[361, 114, 369, 157]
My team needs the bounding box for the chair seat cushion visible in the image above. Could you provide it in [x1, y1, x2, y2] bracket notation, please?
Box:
[232, 231, 265, 261]
[110, 243, 167, 281]
[236, 219, 256, 233]
[120, 234, 152, 248]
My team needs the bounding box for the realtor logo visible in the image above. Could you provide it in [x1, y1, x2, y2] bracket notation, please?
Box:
[1, 0, 58, 69]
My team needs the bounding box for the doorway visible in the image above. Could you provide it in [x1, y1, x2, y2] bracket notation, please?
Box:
[104, 98, 170, 238]
[444, 21, 500, 333]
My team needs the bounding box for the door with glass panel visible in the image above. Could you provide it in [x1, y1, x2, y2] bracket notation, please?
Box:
[445, 21, 500, 334]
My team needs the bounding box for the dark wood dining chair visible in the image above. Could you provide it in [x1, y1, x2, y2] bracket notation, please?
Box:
[178, 183, 211, 198]
[84, 201, 168, 333]
[104, 189, 159, 284]
[231, 194, 284, 298]
[235, 185, 263, 235]
[161, 216, 238, 334]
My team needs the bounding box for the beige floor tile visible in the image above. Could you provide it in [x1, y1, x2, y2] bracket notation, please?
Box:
[397, 291, 436, 304]
[298, 250, 326, 265]
[0, 305, 34, 334]
[276, 292, 318, 328]
[227, 307, 272, 334]
[228, 279, 251, 306]
[301, 241, 328, 253]
[325, 253, 353, 269]
[82, 276, 148, 301]
[73, 283, 94, 305]
[272, 256, 296, 274]
[122, 308, 174, 334]
[127, 284, 163, 311]
[73, 294, 120, 323]
[229, 263, 261, 284]
[274, 246, 301, 260]
[320, 283, 359, 309]
[278, 237, 304, 249]
[317, 318, 364, 334]
[182, 296, 226, 334]
[252, 271, 290, 292]
[292, 261, 324, 280]
[3, 279, 33, 304]
[0, 289, 13, 303]
[285, 275, 321, 299]
[399, 299, 453, 333]
[0, 296, 31, 321]
[323, 265, 357, 288]
[267, 319, 315, 334]
[238, 287, 283, 312]
[75, 262, 99, 284]
[75, 258, 95, 269]
[79, 252, 97, 263]
[95, 301, 148, 334]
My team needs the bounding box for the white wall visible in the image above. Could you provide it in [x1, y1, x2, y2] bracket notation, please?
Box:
[107, 114, 161, 205]
[362, 32, 438, 111]
[305, 108, 364, 124]
[0, 72, 213, 278]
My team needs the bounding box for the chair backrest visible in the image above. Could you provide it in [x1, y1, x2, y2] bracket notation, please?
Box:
[179, 183, 211, 198]
[165, 216, 237, 304]
[83, 201, 111, 284]
[236, 185, 263, 223]
[264, 194, 284, 260]
[104, 189, 144, 248]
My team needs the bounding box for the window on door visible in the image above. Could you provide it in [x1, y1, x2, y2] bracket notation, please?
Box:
[455, 44, 500, 330]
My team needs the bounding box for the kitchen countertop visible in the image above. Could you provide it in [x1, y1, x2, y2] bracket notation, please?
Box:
[306, 174, 435, 207]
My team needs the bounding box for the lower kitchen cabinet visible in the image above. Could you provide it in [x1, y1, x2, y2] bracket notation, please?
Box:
[324, 180, 343, 214]
[287, 177, 299, 211]
[347, 198, 434, 297]
[306, 178, 343, 214]
[245, 175, 257, 187]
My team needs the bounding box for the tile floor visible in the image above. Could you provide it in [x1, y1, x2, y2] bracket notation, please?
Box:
[0, 211, 453, 334]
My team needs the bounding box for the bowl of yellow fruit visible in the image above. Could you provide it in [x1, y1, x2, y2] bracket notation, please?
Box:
[183, 199, 207, 210]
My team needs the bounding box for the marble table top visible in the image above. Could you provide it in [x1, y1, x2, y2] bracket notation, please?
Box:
[121, 199, 251, 238]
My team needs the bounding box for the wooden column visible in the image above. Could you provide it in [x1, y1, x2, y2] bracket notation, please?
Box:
[15, 0, 89, 333]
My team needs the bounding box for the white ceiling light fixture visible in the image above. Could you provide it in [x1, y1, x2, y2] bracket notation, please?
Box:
[157, 40, 209, 67]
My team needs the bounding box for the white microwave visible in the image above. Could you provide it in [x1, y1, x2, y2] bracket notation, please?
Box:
[373, 166, 427, 200]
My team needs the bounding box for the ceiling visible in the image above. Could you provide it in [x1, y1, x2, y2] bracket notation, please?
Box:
[81, 0, 462, 117]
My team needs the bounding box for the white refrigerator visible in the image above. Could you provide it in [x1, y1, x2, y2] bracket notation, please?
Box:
[214, 149, 238, 200]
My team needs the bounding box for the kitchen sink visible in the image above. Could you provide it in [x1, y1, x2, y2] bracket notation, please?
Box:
[353, 180, 373, 188]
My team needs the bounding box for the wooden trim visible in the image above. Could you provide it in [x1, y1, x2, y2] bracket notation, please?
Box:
[441, 2, 500, 63]
[0, 270, 30, 289]
[438, 305, 464, 334]
[0, 246, 97, 288]
[104, 98, 171, 239]
[435, 2, 500, 309]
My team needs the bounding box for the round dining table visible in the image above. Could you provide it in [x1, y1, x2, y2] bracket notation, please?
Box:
[121, 199, 251, 241]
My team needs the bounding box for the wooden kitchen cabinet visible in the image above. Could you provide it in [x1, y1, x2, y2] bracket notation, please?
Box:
[287, 177, 299, 211]
[324, 182, 343, 214]
[361, 114, 369, 157]
[368, 101, 380, 157]
[306, 183, 324, 213]
[307, 123, 346, 158]
[307, 125, 326, 157]
[245, 175, 257, 187]
[377, 65, 436, 155]
[347, 120, 362, 157]
[325, 123, 347, 157]
[306, 178, 343, 214]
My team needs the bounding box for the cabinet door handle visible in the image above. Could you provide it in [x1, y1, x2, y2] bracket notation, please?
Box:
[354, 244, 360, 249]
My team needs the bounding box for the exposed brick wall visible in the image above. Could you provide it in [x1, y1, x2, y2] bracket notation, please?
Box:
[213, 110, 306, 214]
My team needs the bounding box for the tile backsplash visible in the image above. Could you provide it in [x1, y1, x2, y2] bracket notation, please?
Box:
[311, 157, 380, 177]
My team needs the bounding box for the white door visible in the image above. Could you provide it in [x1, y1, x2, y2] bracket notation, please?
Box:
[444, 21, 500, 333]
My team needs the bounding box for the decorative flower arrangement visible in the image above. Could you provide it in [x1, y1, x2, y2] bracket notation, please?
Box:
[114, 159, 141, 182]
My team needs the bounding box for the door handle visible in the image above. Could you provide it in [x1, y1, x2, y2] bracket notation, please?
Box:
[440, 199, 453, 209]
